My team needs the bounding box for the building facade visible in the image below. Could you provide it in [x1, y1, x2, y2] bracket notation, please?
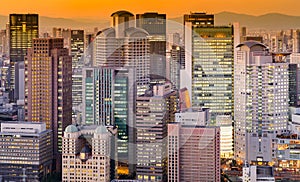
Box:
[71, 30, 85, 109]
[62, 125, 112, 182]
[94, 11, 150, 95]
[168, 110, 220, 182]
[25, 38, 72, 169]
[0, 122, 52, 181]
[181, 12, 234, 121]
[9, 14, 38, 100]
[136, 12, 166, 80]
[82, 67, 136, 177]
[136, 83, 177, 181]
[234, 41, 289, 163]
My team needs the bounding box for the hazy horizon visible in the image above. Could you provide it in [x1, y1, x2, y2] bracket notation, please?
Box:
[1, 0, 300, 20]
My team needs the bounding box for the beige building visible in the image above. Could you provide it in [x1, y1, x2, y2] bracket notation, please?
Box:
[62, 125, 113, 182]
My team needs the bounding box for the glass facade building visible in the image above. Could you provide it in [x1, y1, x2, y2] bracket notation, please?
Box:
[136, 12, 166, 80]
[82, 67, 136, 176]
[192, 26, 234, 120]
[9, 14, 38, 99]
[181, 13, 234, 122]
[71, 30, 85, 109]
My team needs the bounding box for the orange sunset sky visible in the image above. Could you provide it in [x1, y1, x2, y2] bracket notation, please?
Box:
[0, 0, 298, 19]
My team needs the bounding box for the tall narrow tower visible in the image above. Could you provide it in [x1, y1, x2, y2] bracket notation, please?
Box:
[9, 14, 38, 100]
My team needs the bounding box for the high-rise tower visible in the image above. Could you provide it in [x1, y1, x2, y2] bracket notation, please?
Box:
[136, 83, 177, 181]
[94, 11, 150, 96]
[9, 14, 38, 100]
[25, 38, 72, 170]
[234, 41, 289, 163]
[136, 12, 166, 80]
[181, 12, 234, 121]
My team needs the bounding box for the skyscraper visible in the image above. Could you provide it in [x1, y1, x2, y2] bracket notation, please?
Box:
[71, 30, 84, 70]
[25, 38, 72, 169]
[71, 30, 85, 110]
[82, 67, 136, 176]
[169, 45, 184, 90]
[289, 53, 300, 107]
[181, 12, 234, 121]
[136, 83, 177, 181]
[9, 14, 38, 100]
[168, 109, 220, 182]
[94, 11, 150, 95]
[136, 12, 166, 80]
[234, 41, 289, 163]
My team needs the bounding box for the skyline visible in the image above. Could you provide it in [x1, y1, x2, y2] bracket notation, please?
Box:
[1, 0, 300, 20]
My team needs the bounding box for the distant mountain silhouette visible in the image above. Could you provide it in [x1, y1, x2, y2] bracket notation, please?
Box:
[0, 15, 109, 33]
[1, 12, 300, 32]
[170, 12, 300, 30]
[215, 11, 300, 30]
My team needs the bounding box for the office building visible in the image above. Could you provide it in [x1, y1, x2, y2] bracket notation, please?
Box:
[14, 61, 25, 100]
[242, 165, 275, 182]
[136, 12, 166, 80]
[9, 14, 38, 100]
[25, 38, 72, 169]
[181, 12, 234, 121]
[52, 28, 72, 49]
[71, 30, 84, 68]
[169, 45, 184, 90]
[217, 115, 234, 159]
[94, 11, 150, 95]
[293, 29, 300, 53]
[82, 67, 136, 177]
[71, 30, 85, 110]
[0, 29, 8, 57]
[289, 53, 300, 106]
[275, 133, 300, 170]
[62, 125, 113, 182]
[168, 109, 220, 182]
[0, 122, 52, 181]
[234, 41, 289, 163]
[0, 59, 10, 89]
[289, 108, 300, 134]
[136, 83, 177, 181]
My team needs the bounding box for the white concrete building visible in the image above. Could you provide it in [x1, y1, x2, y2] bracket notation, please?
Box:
[94, 11, 150, 95]
[234, 41, 289, 163]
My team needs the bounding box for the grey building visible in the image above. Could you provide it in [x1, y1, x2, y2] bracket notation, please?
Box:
[82, 67, 136, 177]
[136, 12, 167, 81]
[136, 83, 177, 181]
[0, 122, 53, 181]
